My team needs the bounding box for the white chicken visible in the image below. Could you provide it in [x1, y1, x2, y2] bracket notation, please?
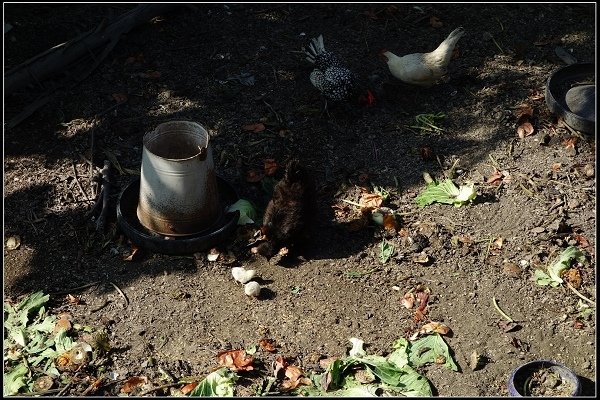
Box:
[381, 27, 465, 87]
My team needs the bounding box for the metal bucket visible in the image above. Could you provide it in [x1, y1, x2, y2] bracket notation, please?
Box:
[136, 121, 221, 236]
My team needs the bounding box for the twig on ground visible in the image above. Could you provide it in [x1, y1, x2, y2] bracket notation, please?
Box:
[492, 297, 514, 322]
[49, 281, 101, 295]
[71, 162, 89, 201]
[567, 283, 596, 306]
[95, 160, 111, 232]
[110, 281, 129, 308]
[138, 382, 182, 397]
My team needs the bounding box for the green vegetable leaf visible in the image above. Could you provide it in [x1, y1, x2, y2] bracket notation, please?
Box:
[408, 333, 458, 371]
[188, 367, 238, 397]
[380, 239, 396, 264]
[15, 291, 50, 327]
[534, 269, 556, 287]
[227, 199, 257, 225]
[415, 179, 476, 207]
[548, 246, 586, 285]
[3, 363, 29, 396]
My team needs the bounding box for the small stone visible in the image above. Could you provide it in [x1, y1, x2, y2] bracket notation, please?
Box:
[582, 360, 591, 370]
[531, 226, 546, 234]
[469, 350, 484, 371]
[583, 164, 594, 178]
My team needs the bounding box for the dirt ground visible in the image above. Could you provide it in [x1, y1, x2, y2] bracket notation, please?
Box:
[3, 3, 596, 397]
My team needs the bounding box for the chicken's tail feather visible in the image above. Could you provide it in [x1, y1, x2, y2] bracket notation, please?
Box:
[304, 34, 326, 63]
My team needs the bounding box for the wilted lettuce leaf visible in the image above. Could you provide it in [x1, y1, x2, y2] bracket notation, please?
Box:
[227, 199, 257, 225]
[188, 367, 238, 397]
[3, 363, 28, 396]
[408, 333, 458, 371]
[548, 246, 586, 285]
[415, 179, 476, 207]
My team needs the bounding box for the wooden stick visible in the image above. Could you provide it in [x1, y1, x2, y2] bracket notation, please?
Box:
[96, 160, 111, 232]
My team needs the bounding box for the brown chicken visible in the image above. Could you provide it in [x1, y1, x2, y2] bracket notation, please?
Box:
[381, 27, 465, 87]
[255, 159, 316, 259]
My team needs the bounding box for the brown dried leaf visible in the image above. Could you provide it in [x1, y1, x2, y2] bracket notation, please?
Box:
[401, 292, 415, 309]
[141, 70, 161, 79]
[497, 320, 520, 333]
[259, 338, 277, 353]
[246, 169, 264, 183]
[562, 268, 582, 289]
[316, 357, 336, 371]
[412, 252, 430, 264]
[420, 146, 434, 161]
[359, 192, 383, 209]
[551, 162, 562, 172]
[358, 172, 370, 185]
[486, 170, 504, 185]
[65, 294, 81, 305]
[420, 321, 451, 335]
[515, 104, 534, 121]
[121, 376, 148, 393]
[573, 234, 590, 249]
[112, 93, 128, 104]
[123, 245, 140, 261]
[242, 123, 266, 133]
[429, 16, 443, 28]
[181, 382, 198, 395]
[264, 159, 278, 176]
[517, 122, 535, 138]
[573, 319, 585, 329]
[563, 136, 579, 149]
[273, 355, 288, 377]
[217, 349, 254, 372]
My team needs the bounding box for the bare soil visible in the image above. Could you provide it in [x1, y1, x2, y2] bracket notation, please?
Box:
[3, 3, 596, 397]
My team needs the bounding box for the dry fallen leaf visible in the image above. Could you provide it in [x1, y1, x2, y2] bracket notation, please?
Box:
[401, 292, 415, 309]
[429, 15, 443, 28]
[517, 122, 535, 138]
[242, 123, 266, 133]
[420, 321, 451, 335]
[515, 104, 534, 121]
[259, 338, 277, 353]
[497, 320, 520, 333]
[123, 245, 140, 261]
[412, 252, 430, 264]
[180, 382, 198, 395]
[319, 357, 338, 369]
[121, 376, 148, 393]
[246, 169, 264, 183]
[563, 136, 579, 149]
[141, 70, 161, 79]
[573, 233, 590, 248]
[264, 159, 278, 176]
[551, 162, 562, 172]
[420, 146, 434, 161]
[486, 170, 504, 185]
[65, 294, 81, 305]
[217, 349, 254, 372]
[359, 192, 383, 209]
[112, 93, 128, 104]
[573, 319, 585, 329]
[562, 268, 582, 289]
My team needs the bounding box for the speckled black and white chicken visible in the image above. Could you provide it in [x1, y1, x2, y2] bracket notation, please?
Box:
[304, 35, 375, 108]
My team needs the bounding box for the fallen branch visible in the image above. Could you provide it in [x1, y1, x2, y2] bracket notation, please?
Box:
[110, 281, 129, 308]
[4, 4, 176, 96]
[5, 4, 177, 128]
